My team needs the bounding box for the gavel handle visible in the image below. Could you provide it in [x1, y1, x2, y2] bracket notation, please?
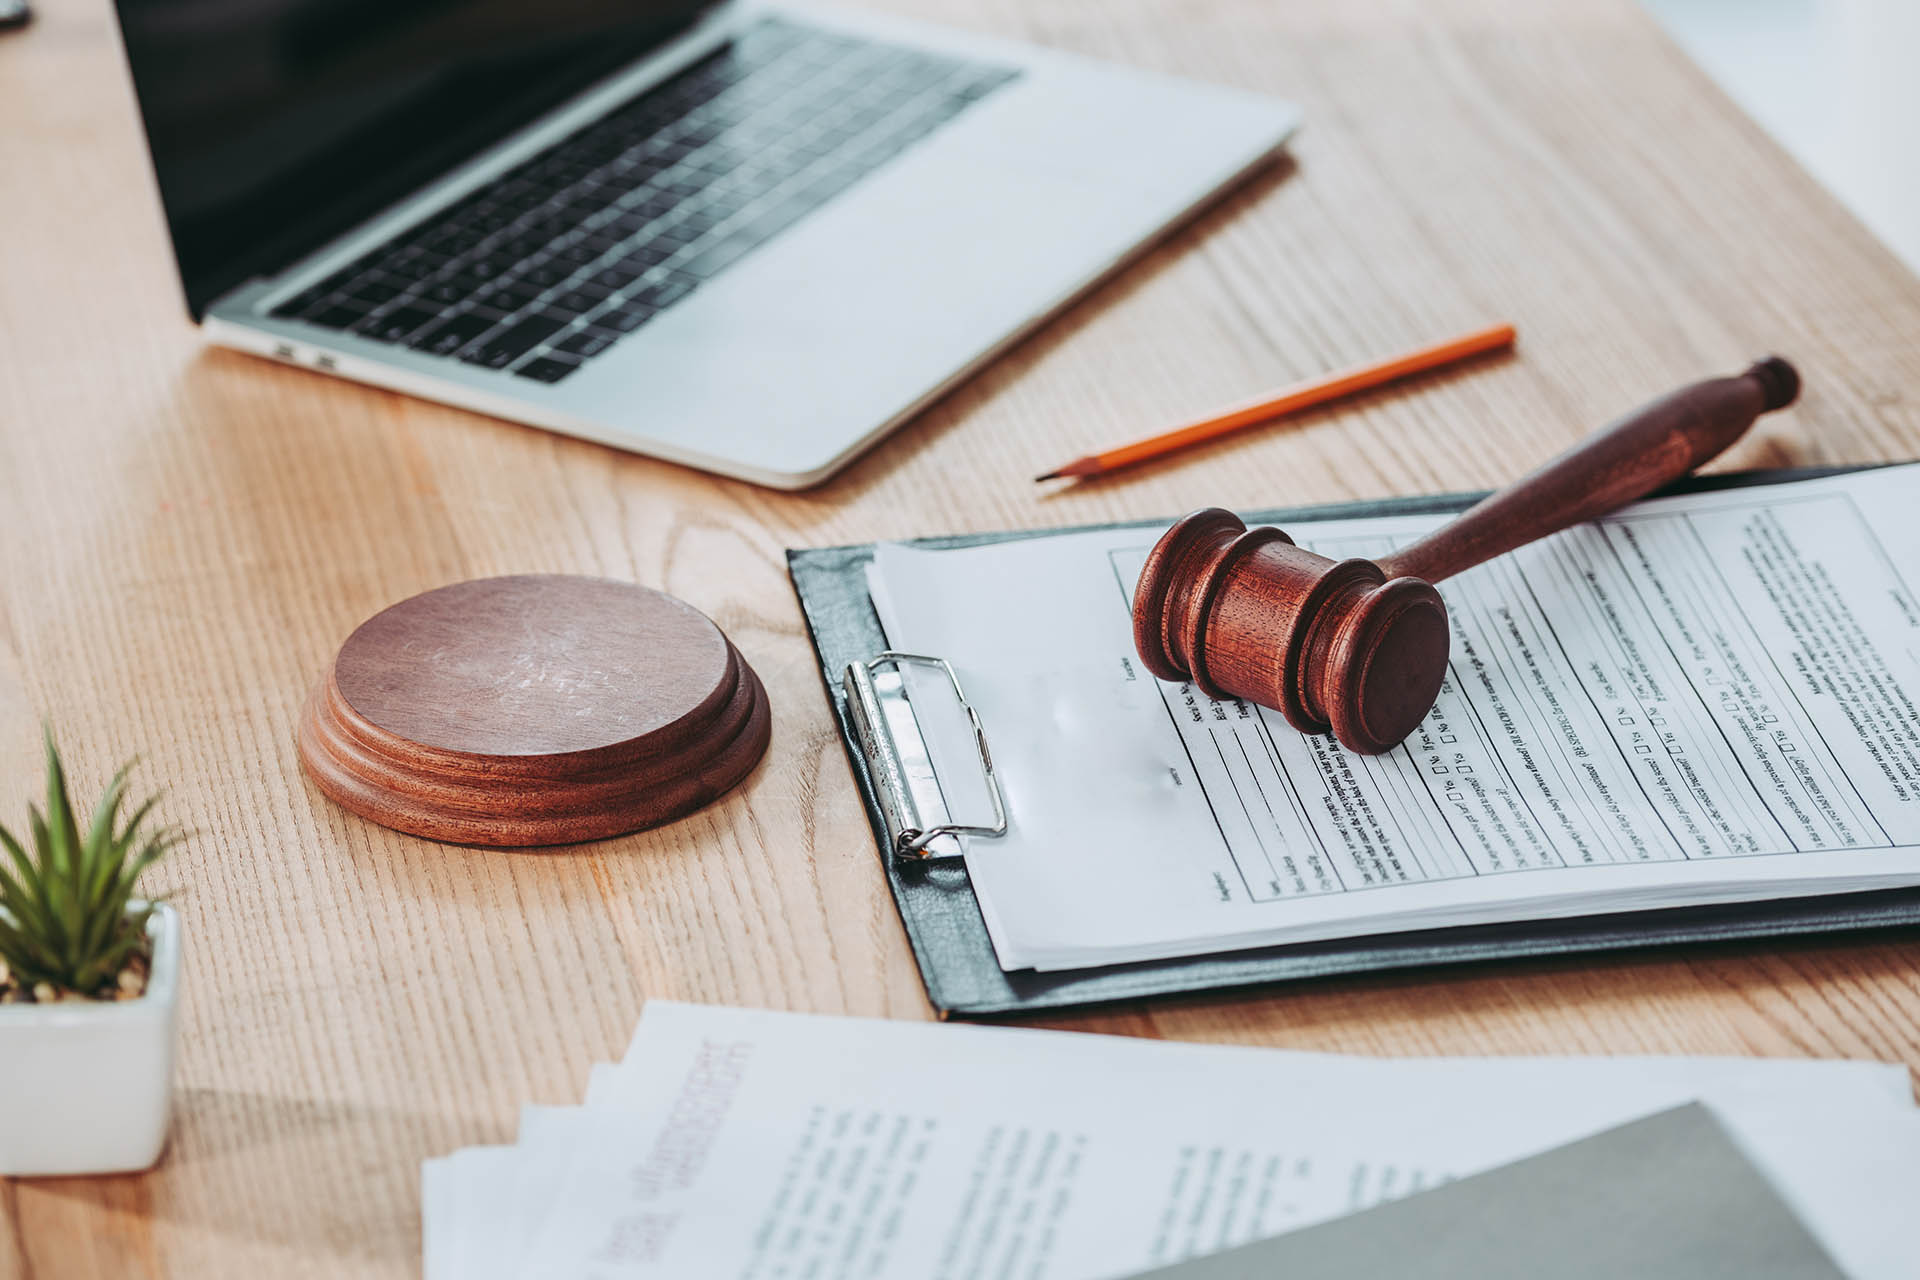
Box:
[1375, 357, 1799, 585]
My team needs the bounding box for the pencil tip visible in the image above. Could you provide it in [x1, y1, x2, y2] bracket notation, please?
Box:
[1036, 459, 1097, 482]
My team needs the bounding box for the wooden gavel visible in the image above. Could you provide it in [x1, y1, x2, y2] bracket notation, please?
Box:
[1131, 357, 1800, 754]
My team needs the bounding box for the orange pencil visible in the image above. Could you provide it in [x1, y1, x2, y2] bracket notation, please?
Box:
[1036, 322, 1517, 482]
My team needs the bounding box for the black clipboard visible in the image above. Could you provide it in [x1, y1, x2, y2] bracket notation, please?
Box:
[787, 466, 1920, 1018]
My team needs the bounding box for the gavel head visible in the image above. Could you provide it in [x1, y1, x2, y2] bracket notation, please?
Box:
[1132, 509, 1449, 754]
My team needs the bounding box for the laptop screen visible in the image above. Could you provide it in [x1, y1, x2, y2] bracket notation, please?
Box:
[113, 0, 711, 319]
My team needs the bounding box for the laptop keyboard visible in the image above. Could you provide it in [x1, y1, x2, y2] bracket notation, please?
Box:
[270, 18, 1018, 383]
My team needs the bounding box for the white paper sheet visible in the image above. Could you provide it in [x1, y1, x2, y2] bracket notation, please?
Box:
[491, 1003, 1917, 1279]
[867, 466, 1920, 969]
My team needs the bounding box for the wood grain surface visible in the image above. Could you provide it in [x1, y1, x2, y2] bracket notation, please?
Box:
[4, 0, 1920, 1275]
[330, 576, 738, 758]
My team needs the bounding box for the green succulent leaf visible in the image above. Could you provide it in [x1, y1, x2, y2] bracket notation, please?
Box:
[82, 763, 132, 902]
[0, 731, 178, 998]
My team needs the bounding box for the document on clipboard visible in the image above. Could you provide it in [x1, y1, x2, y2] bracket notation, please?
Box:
[855, 465, 1920, 974]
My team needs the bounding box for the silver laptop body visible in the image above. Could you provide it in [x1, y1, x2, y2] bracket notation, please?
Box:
[152, 2, 1299, 487]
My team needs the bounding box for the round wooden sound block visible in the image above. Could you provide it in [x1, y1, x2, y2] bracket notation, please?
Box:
[297, 575, 770, 847]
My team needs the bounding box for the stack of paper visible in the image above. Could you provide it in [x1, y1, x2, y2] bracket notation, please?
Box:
[866, 465, 1920, 970]
[423, 1002, 1920, 1278]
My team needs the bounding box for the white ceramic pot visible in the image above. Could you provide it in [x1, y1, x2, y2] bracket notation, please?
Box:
[0, 902, 180, 1177]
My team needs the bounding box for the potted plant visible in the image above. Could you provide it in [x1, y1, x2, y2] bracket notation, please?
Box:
[0, 730, 183, 1177]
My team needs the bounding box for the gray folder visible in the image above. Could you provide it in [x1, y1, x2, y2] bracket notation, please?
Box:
[787, 466, 1920, 1017]
[1126, 1103, 1845, 1279]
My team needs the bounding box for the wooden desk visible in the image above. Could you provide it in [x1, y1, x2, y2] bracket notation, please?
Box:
[4, 0, 1919, 1275]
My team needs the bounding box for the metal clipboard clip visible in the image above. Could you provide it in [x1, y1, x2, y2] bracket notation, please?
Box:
[843, 652, 1007, 861]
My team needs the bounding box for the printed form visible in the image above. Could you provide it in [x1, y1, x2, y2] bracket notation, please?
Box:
[867, 466, 1920, 970]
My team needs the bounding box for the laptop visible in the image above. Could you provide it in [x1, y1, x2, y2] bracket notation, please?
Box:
[112, 1, 1298, 488]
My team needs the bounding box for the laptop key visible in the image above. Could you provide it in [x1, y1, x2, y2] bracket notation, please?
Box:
[646, 219, 701, 248]
[555, 329, 617, 358]
[492, 234, 548, 260]
[578, 230, 628, 254]
[271, 285, 332, 318]
[632, 193, 679, 220]
[616, 242, 678, 273]
[419, 279, 478, 306]
[460, 312, 571, 369]
[675, 231, 760, 280]
[593, 306, 654, 334]
[346, 277, 408, 307]
[592, 265, 644, 290]
[603, 211, 653, 236]
[549, 288, 609, 314]
[467, 253, 520, 280]
[673, 206, 727, 237]
[626, 275, 696, 310]
[385, 252, 451, 281]
[409, 310, 499, 356]
[479, 280, 545, 313]
[354, 304, 441, 343]
[513, 356, 583, 384]
[522, 262, 573, 287]
[299, 304, 367, 330]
